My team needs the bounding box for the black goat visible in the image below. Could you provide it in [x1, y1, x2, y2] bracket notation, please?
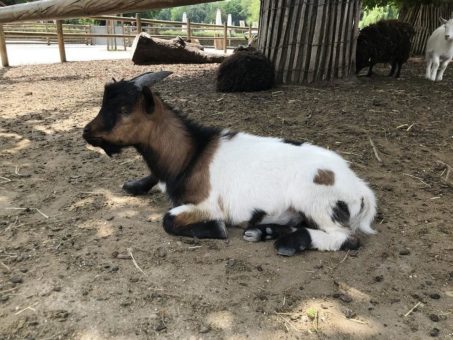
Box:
[216, 50, 274, 92]
[356, 20, 415, 78]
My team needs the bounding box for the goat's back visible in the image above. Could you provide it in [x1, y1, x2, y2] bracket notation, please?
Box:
[216, 51, 274, 92]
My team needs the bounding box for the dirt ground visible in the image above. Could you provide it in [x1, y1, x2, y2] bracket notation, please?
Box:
[0, 59, 452, 340]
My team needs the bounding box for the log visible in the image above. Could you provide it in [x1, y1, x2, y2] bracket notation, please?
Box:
[0, 0, 220, 24]
[132, 33, 225, 65]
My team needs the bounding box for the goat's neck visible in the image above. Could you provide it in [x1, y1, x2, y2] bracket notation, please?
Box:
[137, 96, 194, 182]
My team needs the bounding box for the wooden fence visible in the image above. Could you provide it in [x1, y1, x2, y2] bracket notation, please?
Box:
[0, 15, 257, 66]
[399, 4, 453, 55]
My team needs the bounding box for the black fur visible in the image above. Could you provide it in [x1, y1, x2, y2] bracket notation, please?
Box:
[163, 212, 227, 239]
[274, 227, 312, 256]
[122, 175, 158, 195]
[248, 209, 267, 226]
[221, 130, 238, 140]
[282, 139, 304, 146]
[299, 211, 319, 230]
[356, 20, 415, 78]
[216, 51, 274, 92]
[331, 201, 350, 225]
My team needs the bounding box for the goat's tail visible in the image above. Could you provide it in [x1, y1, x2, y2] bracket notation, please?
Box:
[351, 184, 377, 235]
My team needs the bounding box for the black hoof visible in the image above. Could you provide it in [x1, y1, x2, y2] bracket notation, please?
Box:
[163, 213, 228, 239]
[274, 228, 312, 256]
[340, 236, 361, 250]
[122, 175, 158, 196]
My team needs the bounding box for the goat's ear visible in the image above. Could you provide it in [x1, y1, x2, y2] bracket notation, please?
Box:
[440, 17, 448, 24]
[142, 87, 155, 114]
[131, 71, 173, 89]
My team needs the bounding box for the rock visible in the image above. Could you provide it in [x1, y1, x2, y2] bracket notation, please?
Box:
[374, 275, 384, 282]
[155, 321, 167, 332]
[199, 325, 211, 333]
[430, 328, 440, 337]
[429, 314, 439, 322]
[344, 308, 356, 319]
[256, 265, 263, 272]
[399, 249, 410, 255]
[53, 286, 62, 292]
[10, 276, 23, 284]
[0, 295, 9, 303]
[334, 293, 352, 303]
[130, 277, 140, 283]
[429, 293, 440, 300]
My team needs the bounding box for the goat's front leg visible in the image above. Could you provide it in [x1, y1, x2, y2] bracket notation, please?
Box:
[243, 224, 295, 242]
[163, 205, 228, 239]
[274, 227, 359, 256]
[436, 59, 450, 81]
[122, 174, 158, 195]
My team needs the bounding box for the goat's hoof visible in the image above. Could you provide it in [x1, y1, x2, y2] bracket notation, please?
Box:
[276, 245, 297, 257]
[340, 236, 360, 250]
[122, 177, 156, 195]
[243, 228, 262, 242]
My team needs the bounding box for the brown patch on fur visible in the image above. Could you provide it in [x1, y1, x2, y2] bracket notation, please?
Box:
[313, 169, 335, 186]
[173, 210, 210, 227]
[184, 137, 219, 204]
[148, 94, 195, 178]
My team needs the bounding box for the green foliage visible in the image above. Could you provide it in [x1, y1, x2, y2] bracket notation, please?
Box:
[363, 0, 452, 10]
[359, 5, 399, 28]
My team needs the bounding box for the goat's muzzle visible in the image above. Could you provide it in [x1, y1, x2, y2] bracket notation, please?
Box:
[82, 124, 122, 157]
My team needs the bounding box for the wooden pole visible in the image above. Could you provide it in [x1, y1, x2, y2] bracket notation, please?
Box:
[56, 19, 66, 62]
[248, 24, 252, 39]
[187, 18, 191, 41]
[223, 21, 227, 53]
[0, 0, 221, 24]
[136, 13, 142, 34]
[0, 24, 9, 67]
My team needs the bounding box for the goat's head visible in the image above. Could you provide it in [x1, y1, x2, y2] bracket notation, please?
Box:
[82, 71, 172, 156]
[243, 33, 258, 47]
[440, 18, 453, 41]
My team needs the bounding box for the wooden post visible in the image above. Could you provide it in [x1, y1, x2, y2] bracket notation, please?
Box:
[187, 18, 191, 41]
[136, 13, 142, 34]
[248, 24, 252, 39]
[122, 23, 126, 50]
[0, 24, 9, 67]
[56, 19, 66, 62]
[223, 21, 227, 53]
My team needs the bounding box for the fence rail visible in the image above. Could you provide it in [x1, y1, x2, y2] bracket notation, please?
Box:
[0, 15, 258, 66]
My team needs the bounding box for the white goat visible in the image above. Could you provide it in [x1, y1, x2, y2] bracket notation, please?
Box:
[83, 72, 377, 256]
[426, 18, 453, 81]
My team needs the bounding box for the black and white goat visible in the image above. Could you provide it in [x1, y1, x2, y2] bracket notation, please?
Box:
[83, 72, 377, 256]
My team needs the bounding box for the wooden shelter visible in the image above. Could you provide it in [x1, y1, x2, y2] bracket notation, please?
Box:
[399, 3, 453, 55]
[259, 0, 361, 84]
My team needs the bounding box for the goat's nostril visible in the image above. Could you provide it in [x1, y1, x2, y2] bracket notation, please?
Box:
[83, 126, 90, 135]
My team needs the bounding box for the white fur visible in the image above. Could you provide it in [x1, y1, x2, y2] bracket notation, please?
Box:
[425, 18, 453, 81]
[176, 131, 377, 251]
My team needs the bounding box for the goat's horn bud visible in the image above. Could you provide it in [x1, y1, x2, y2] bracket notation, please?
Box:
[131, 71, 173, 89]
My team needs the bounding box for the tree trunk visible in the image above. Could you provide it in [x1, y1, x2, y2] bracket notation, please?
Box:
[399, 3, 453, 55]
[0, 0, 220, 24]
[132, 33, 225, 65]
[258, 0, 361, 84]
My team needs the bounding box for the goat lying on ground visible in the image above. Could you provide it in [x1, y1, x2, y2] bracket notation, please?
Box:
[356, 20, 414, 78]
[216, 34, 274, 92]
[425, 18, 453, 81]
[83, 72, 377, 256]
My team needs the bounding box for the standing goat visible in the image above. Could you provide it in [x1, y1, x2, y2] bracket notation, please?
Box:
[356, 20, 414, 78]
[83, 72, 377, 256]
[425, 18, 453, 81]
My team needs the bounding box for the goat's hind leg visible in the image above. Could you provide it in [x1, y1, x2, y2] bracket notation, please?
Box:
[163, 205, 227, 239]
[243, 224, 295, 242]
[123, 174, 158, 195]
